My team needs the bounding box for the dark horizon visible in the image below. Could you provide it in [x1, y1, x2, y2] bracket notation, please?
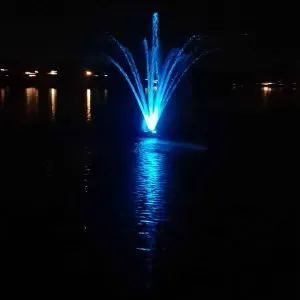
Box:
[0, 1, 298, 73]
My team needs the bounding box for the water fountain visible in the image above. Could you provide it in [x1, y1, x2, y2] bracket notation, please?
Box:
[108, 12, 203, 133]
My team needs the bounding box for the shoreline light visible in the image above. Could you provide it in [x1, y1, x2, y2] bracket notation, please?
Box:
[48, 70, 58, 76]
[25, 71, 37, 77]
[85, 70, 93, 77]
[261, 82, 274, 87]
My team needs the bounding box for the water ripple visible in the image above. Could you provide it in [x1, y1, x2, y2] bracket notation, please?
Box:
[133, 137, 169, 269]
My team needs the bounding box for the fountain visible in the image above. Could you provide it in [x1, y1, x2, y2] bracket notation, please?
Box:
[108, 12, 202, 133]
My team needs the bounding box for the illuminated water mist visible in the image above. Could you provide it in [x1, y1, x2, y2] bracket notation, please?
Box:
[108, 12, 202, 133]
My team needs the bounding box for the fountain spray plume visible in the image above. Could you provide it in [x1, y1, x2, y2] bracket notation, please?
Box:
[107, 12, 202, 133]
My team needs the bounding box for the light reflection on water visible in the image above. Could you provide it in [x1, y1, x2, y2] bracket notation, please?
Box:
[133, 138, 205, 274]
[25, 87, 39, 116]
[262, 86, 272, 104]
[134, 137, 169, 269]
[82, 145, 92, 194]
[86, 89, 92, 122]
[49, 88, 57, 120]
[104, 89, 108, 103]
[0, 88, 6, 109]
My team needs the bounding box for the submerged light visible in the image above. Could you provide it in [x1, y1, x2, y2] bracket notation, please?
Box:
[144, 111, 159, 132]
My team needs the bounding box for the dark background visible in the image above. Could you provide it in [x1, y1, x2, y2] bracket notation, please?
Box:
[0, 1, 298, 77]
[0, 1, 298, 295]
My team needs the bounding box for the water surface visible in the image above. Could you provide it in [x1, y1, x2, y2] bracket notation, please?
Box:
[0, 84, 297, 297]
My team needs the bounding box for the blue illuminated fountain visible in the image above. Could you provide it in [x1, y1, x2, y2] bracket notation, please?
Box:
[108, 12, 202, 133]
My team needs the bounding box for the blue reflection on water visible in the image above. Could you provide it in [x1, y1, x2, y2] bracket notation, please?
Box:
[133, 137, 205, 273]
[134, 137, 169, 266]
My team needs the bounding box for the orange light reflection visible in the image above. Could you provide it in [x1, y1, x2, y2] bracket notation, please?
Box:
[86, 89, 91, 122]
[26, 88, 39, 115]
[49, 88, 57, 120]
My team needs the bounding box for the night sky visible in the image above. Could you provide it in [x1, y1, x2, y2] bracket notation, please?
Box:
[0, 1, 298, 72]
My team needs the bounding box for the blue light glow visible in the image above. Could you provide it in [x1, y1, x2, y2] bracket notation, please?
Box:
[107, 12, 202, 132]
[145, 111, 158, 132]
[133, 138, 206, 271]
[134, 138, 168, 268]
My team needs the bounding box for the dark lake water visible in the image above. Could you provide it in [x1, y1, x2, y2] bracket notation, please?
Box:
[0, 84, 298, 296]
